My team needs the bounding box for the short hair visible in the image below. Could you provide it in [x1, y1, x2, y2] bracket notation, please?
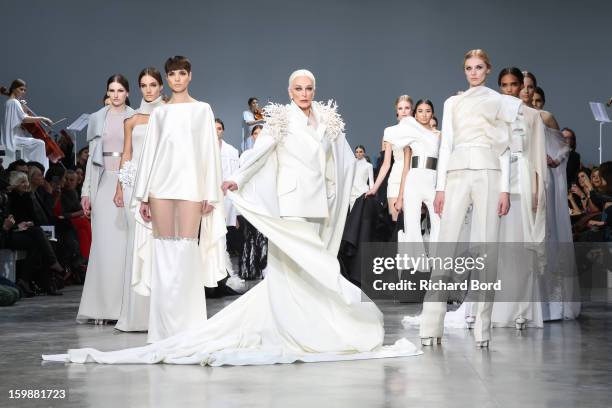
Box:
[164, 56, 191, 74]
[9, 170, 28, 187]
[498, 67, 524, 86]
[355, 145, 366, 153]
[251, 124, 263, 136]
[464, 49, 491, 69]
[288, 69, 316, 89]
[45, 164, 66, 183]
[215, 118, 225, 130]
[6, 159, 27, 172]
[534, 86, 546, 105]
[247, 97, 258, 106]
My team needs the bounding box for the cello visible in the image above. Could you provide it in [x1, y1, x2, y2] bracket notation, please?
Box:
[19, 100, 65, 163]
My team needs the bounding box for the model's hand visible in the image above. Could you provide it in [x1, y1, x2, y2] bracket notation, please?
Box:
[222, 181, 238, 194]
[498, 192, 510, 216]
[433, 191, 445, 216]
[201, 200, 214, 215]
[140, 202, 152, 222]
[365, 188, 377, 197]
[81, 196, 91, 217]
[113, 187, 124, 208]
[40, 117, 53, 125]
[394, 197, 404, 212]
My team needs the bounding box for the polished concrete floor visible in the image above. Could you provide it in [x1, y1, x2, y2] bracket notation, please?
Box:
[1, 285, 610, 408]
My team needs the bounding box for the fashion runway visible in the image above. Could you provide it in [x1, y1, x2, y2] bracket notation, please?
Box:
[2, 286, 610, 408]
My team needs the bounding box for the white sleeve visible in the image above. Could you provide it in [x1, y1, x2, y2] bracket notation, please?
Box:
[435, 98, 454, 191]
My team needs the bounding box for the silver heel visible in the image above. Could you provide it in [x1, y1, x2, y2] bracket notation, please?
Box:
[466, 316, 475, 329]
[475, 340, 489, 348]
[421, 337, 441, 346]
[515, 317, 526, 330]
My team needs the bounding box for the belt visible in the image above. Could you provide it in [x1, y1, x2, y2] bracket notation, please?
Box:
[411, 156, 437, 170]
[103, 152, 122, 157]
[455, 143, 491, 149]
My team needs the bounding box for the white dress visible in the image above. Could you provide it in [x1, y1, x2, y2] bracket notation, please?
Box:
[1, 98, 49, 171]
[491, 106, 547, 328]
[115, 97, 163, 332]
[541, 126, 580, 321]
[349, 157, 374, 209]
[77, 110, 129, 322]
[43, 101, 420, 365]
[131, 101, 226, 343]
[387, 144, 404, 198]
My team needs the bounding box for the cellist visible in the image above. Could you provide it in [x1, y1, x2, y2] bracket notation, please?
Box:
[1, 79, 51, 171]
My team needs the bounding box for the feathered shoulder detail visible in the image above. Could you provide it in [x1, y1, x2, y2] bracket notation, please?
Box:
[261, 100, 346, 143]
[312, 100, 345, 142]
[261, 103, 291, 142]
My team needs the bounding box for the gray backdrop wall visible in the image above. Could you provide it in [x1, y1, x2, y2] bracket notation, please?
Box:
[2, 0, 611, 165]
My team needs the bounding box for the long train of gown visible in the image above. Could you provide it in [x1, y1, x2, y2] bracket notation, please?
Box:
[43, 188, 420, 365]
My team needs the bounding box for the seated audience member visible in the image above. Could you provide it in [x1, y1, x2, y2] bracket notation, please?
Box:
[6, 159, 28, 174]
[579, 161, 612, 242]
[62, 169, 91, 260]
[5, 171, 63, 295]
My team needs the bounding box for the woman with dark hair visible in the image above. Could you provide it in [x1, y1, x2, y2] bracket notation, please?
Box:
[388, 99, 441, 261]
[489, 67, 547, 329]
[1, 79, 51, 171]
[124, 56, 226, 342]
[112, 67, 165, 332]
[349, 144, 373, 209]
[77, 74, 134, 324]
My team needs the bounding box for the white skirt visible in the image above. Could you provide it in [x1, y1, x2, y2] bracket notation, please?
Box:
[77, 171, 127, 322]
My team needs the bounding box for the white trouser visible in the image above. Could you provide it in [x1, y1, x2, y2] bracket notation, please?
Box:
[148, 238, 207, 343]
[420, 169, 502, 342]
[399, 168, 440, 242]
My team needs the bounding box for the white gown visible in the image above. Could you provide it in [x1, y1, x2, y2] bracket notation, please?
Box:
[115, 97, 163, 332]
[491, 106, 547, 328]
[541, 126, 580, 320]
[1, 98, 49, 171]
[77, 109, 130, 322]
[349, 157, 373, 209]
[43, 101, 420, 365]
